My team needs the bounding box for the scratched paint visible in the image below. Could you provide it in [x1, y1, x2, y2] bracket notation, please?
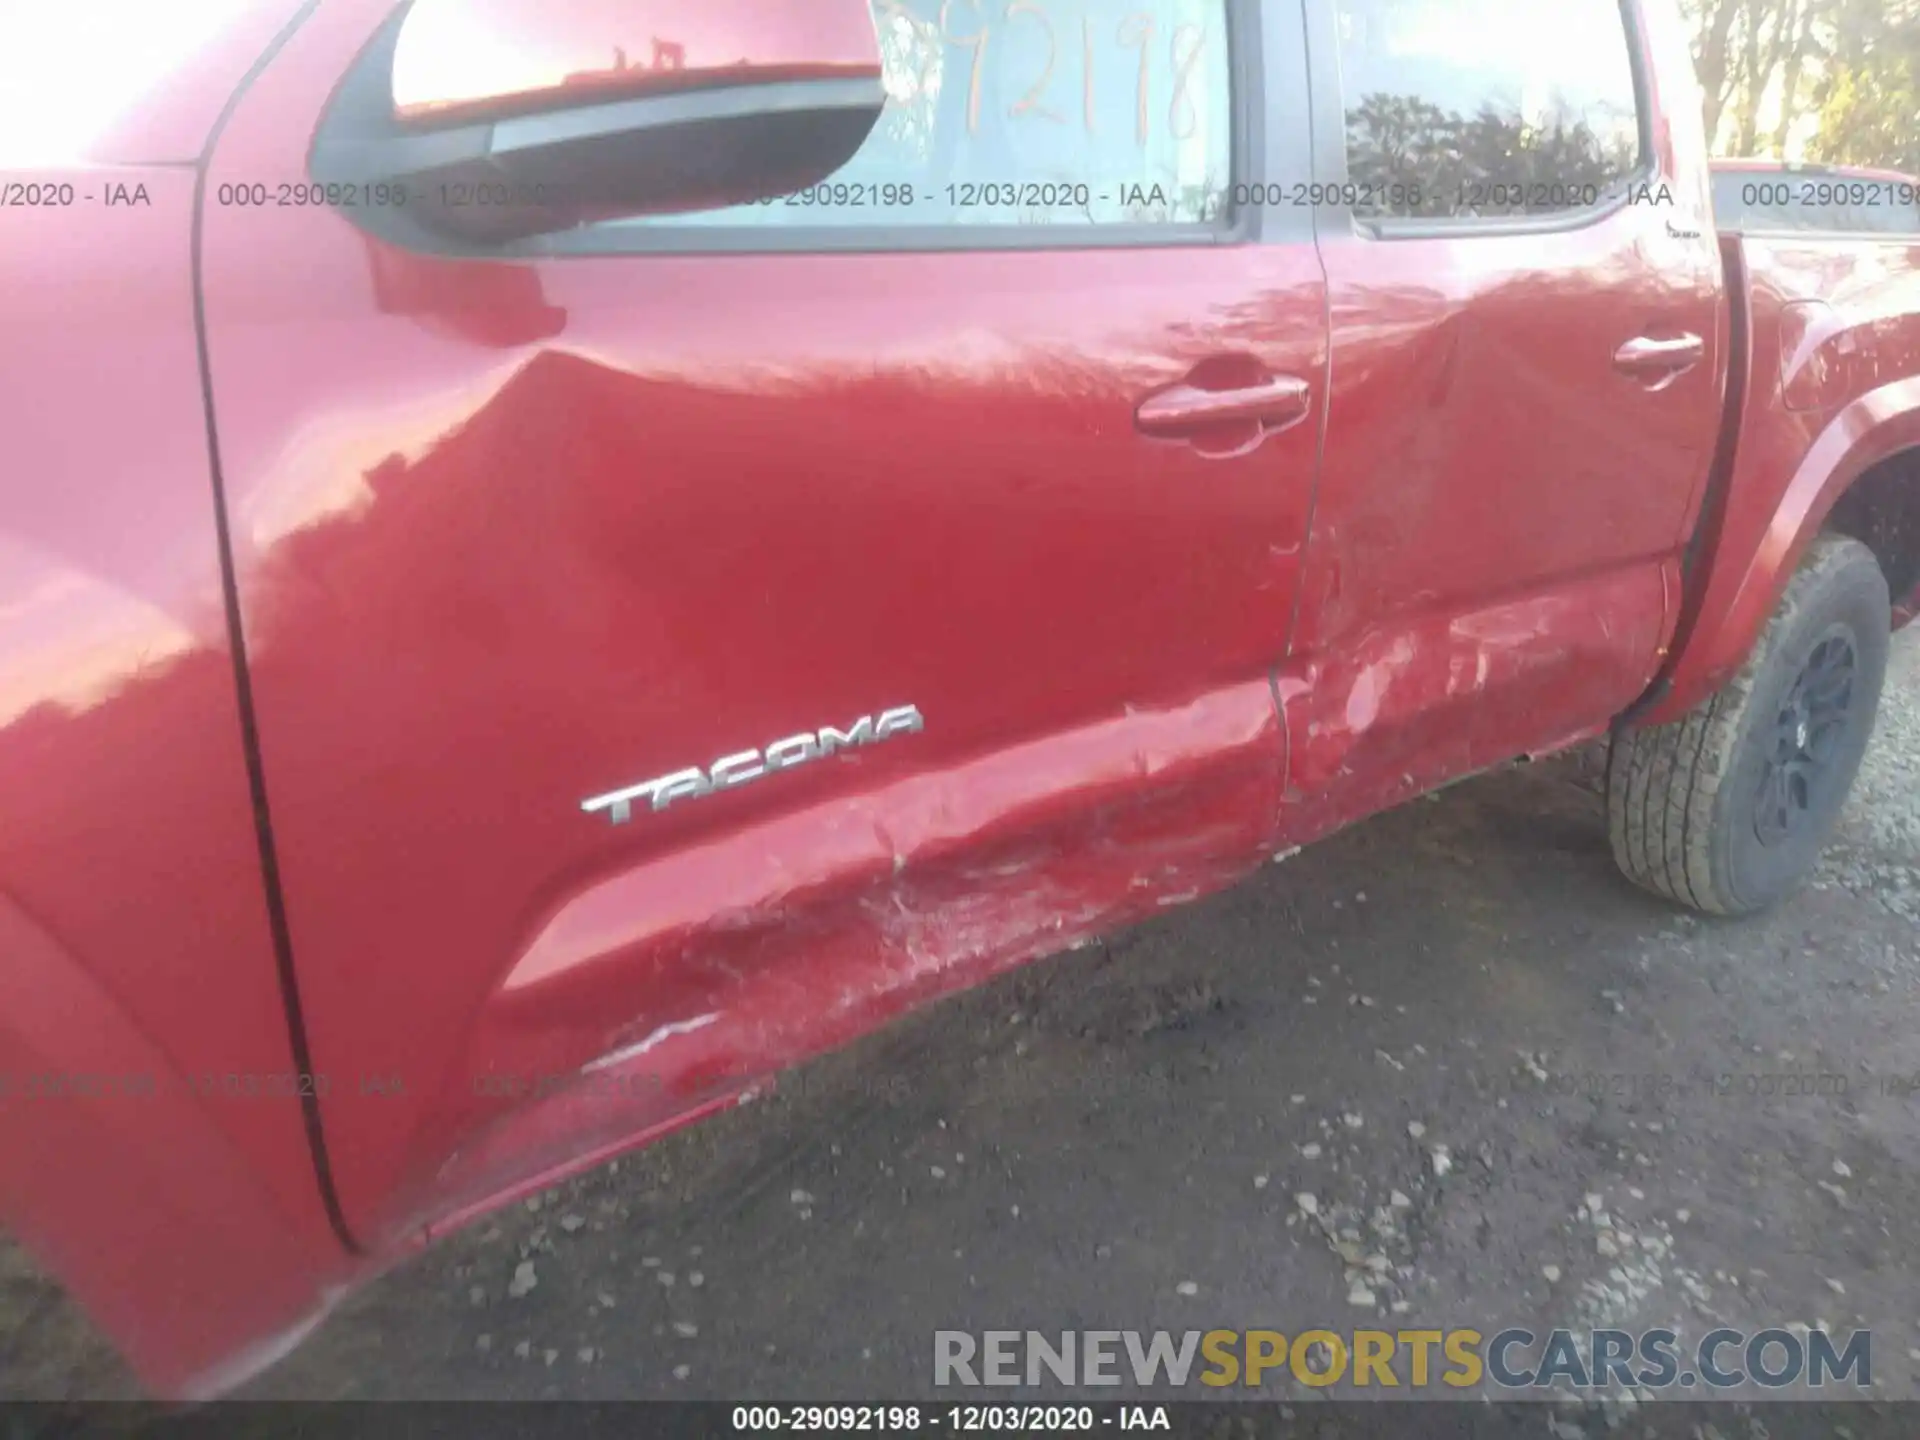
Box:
[372, 681, 1287, 1244]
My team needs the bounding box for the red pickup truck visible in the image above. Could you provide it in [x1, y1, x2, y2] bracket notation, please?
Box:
[3, 0, 1917, 1398]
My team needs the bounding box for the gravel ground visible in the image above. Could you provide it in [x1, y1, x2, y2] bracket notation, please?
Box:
[2, 631, 1915, 1410]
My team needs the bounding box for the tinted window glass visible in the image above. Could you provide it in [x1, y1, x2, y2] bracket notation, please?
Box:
[1711, 170, 1920, 235]
[1333, 0, 1643, 222]
[615, 0, 1231, 231]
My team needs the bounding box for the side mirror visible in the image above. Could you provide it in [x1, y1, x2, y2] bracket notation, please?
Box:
[311, 0, 885, 246]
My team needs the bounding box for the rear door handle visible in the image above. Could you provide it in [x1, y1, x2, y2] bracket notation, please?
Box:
[1135, 376, 1312, 438]
[1613, 333, 1705, 389]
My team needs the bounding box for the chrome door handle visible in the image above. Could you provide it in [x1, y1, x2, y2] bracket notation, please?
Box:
[1135, 376, 1312, 437]
[1613, 334, 1705, 389]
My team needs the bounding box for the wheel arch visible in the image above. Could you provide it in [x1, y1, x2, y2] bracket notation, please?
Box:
[1644, 376, 1920, 726]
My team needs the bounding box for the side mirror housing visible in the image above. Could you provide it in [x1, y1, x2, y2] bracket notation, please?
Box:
[311, 0, 885, 246]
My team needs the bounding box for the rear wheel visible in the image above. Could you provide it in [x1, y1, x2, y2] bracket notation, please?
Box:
[1608, 533, 1890, 916]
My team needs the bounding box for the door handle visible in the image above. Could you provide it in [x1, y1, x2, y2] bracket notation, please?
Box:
[1135, 375, 1312, 439]
[1613, 333, 1705, 388]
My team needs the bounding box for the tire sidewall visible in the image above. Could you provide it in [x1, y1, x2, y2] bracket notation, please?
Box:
[1714, 555, 1890, 912]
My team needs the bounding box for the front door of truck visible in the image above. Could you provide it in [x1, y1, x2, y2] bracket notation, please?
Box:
[200, 0, 1329, 1239]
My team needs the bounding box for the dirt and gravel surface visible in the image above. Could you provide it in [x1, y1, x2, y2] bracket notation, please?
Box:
[3, 633, 1916, 1411]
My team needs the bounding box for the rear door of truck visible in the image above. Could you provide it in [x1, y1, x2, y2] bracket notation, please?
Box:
[1274, 0, 1729, 815]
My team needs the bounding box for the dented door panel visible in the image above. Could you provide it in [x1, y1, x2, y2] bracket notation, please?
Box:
[200, 0, 1326, 1241]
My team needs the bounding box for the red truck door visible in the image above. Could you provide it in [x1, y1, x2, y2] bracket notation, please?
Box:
[198, 0, 1328, 1240]
[1278, 0, 1726, 826]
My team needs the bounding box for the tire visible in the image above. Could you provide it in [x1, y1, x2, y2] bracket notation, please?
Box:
[1608, 533, 1890, 916]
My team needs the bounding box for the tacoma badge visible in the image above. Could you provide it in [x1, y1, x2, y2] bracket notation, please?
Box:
[581, 705, 925, 825]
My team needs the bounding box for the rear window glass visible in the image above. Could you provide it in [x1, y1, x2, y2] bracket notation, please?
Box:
[1711, 171, 1920, 236]
[1332, 0, 1644, 221]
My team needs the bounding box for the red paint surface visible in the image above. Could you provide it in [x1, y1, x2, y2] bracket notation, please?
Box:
[2, 0, 1917, 1400]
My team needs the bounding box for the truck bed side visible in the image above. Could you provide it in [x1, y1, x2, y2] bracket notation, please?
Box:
[1641, 230, 1920, 726]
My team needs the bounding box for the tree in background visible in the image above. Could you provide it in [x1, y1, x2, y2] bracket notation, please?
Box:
[1681, 0, 1920, 170]
[1809, 0, 1920, 172]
